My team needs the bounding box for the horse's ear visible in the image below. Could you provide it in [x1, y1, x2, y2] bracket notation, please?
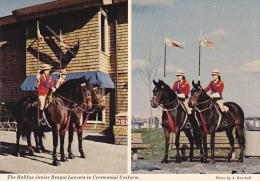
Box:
[87, 77, 92, 82]
[198, 80, 201, 86]
[192, 80, 195, 87]
[153, 79, 157, 85]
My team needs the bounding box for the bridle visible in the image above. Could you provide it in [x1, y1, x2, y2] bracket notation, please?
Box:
[54, 83, 92, 111]
[91, 87, 103, 106]
[190, 86, 212, 111]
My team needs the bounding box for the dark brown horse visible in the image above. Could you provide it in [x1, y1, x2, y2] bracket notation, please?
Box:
[16, 76, 92, 166]
[151, 80, 196, 163]
[67, 83, 105, 159]
[188, 80, 245, 163]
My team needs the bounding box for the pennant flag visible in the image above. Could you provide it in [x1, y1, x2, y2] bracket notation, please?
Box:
[165, 37, 185, 49]
[37, 21, 49, 43]
[200, 38, 220, 50]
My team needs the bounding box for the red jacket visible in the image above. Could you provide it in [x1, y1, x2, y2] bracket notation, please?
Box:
[55, 79, 66, 89]
[38, 74, 54, 96]
[172, 80, 190, 98]
[204, 79, 224, 95]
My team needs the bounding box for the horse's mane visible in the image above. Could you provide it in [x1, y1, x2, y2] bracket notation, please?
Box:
[192, 80, 210, 99]
[158, 79, 176, 96]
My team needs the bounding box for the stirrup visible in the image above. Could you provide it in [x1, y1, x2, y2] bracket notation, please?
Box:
[185, 123, 192, 129]
[222, 121, 228, 127]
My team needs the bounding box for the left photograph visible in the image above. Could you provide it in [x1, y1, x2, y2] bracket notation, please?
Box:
[0, 0, 128, 174]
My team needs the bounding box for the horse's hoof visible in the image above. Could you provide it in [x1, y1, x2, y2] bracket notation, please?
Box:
[28, 150, 34, 156]
[187, 158, 192, 162]
[68, 154, 75, 159]
[80, 154, 86, 159]
[53, 160, 61, 166]
[237, 158, 243, 163]
[161, 158, 169, 163]
[182, 157, 188, 161]
[225, 158, 230, 163]
[60, 156, 68, 162]
[16, 152, 21, 157]
[41, 147, 46, 153]
[175, 158, 181, 163]
[34, 148, 41, 153]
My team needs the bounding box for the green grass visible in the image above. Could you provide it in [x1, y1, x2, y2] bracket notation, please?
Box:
[132, 128, 243, 160]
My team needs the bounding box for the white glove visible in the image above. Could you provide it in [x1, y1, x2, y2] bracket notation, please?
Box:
[52, 87, 56, 93]
[210, 92, 220, 98]
[177, 93, 185, 98]
[36, 73, 40, 80]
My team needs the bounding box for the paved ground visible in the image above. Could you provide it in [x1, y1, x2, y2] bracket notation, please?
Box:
[132, 157, 260, 174]
[0, 131, 127, 174]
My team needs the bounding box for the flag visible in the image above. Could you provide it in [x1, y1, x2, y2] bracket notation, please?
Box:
[200, 38, 220, 50]
[165, 37, 185, 49]
[37, 21, 49, 43]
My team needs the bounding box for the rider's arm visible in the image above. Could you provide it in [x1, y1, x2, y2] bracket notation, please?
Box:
[204, 82, 211, 92]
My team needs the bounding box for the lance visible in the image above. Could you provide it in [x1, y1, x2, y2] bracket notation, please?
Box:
[198, 30, 202, 81]
[60, 29, 62, 70]
[164, 42, 166, 82]
[37, 21, 40, 121]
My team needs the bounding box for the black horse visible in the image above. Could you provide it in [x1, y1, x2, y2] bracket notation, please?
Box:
[16, 76, 92, 166]
[151, 80, 196, 163]
[188, 80, 245, 163]
[67, 83, 105, 159]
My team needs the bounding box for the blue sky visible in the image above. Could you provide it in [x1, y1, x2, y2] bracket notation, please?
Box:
[0, 0, 53, 17]
[132, 0, 260, 118]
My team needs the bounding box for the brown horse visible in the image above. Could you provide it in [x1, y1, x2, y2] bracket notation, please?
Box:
[188, 80, 245, 163]
[16, 76, 92, 166]
[151, 80, 197, 163]
[67, 83, 105, 159]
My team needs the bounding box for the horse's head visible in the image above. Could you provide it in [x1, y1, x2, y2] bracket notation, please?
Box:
[188, 80, 208, 108]
[151, 79, 164, 108]
[92, 83, 105, 111]
[56, 76, 92, 110]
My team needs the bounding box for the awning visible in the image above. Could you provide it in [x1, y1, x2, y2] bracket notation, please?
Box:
[20, 71, 115, 91]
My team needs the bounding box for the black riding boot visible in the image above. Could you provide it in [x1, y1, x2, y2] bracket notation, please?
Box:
[37, 110, 45, 127]
[222, 112, 228, 127]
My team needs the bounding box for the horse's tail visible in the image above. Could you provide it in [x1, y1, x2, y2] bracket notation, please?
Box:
[16, 96, 37, 140]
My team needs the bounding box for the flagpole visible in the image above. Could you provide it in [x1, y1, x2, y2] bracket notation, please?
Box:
[199, 30, 201, 81]
[60, 29, 62, 70]
[37, 21, 40, 121]
[164, 43, 166, 82]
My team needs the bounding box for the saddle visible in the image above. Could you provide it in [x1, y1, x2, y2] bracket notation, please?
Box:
[32, 91, 53, 109]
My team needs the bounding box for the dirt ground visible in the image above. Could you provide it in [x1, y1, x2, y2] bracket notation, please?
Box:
[0, 131, 127, 174]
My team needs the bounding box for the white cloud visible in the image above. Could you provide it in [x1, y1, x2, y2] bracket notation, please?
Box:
[209, 29, 228, 39]
[240, 60, 260, 73]
[157, 64, 182, 74]
[224, 60, 260, 74]
[133, 0, 169, 6]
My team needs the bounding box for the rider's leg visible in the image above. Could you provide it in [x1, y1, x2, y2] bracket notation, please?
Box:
[38, 96, 46, 126]
[217, 100, 228, 126]
[184, 99, 192, 128]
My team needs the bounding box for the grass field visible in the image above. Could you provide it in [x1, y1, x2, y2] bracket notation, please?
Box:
[132, 128, 242, 160]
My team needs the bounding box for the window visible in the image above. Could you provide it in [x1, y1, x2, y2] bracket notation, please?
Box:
[99, 8, 108, 54]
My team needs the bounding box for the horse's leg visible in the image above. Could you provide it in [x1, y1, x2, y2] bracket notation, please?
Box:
[225, 128, 234, 163]
[77, 131, 86, 158]
[175, 129, 181, 163]
[59, 132, 67, 162]
[184, 129, 194, 162]
[68, 123, 75, 159]
[209, 130, 216, 164]
[236, 126, 245, 163]
[16, 125, 22, 157]
[161, 127, 171, 163]
[52, 125, 60, 166]
[33, 130, 41, 153]
[38, 129, 46, 152]
[201, 131, 208, 163]
[26, 131, 34, 156]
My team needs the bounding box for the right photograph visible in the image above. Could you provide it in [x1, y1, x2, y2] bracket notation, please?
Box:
[131, 0, 260, 174]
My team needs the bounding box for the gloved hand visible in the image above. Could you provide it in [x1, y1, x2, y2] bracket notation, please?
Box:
[36, 72, 40, 80]
[52, 87, 56, 93]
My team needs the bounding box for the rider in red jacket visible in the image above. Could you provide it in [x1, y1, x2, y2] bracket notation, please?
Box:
[204, 69, 228, 126]
[35, 64, 56, 126]
[55, 69, 67, 89]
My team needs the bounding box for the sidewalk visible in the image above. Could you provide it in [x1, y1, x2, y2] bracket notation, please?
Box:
[0, 131, 127, 174]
